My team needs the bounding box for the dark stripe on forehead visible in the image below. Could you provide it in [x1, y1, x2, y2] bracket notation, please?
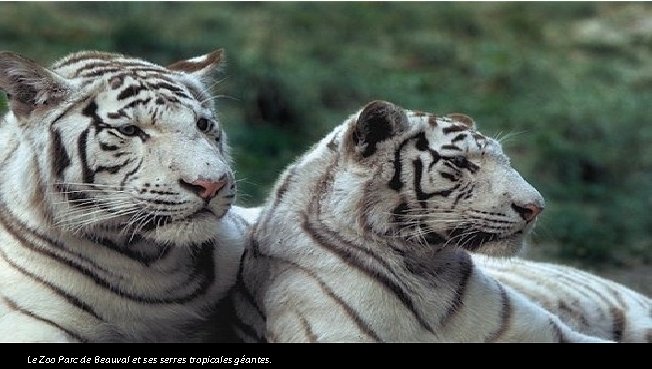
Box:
[442, 125, 469, 135]
[117, 83, 147, 100]
[52, 52, 121, 69]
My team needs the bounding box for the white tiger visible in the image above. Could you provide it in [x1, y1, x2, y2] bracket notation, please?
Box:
[476, 256, 651, 342]
[0, 49, 248, 342]
[232, 100, 609, 342]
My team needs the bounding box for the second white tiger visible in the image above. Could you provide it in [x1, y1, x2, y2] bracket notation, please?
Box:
[233, 100, 609, 342]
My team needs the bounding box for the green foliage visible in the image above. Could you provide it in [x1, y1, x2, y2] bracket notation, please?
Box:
[0, 2, 650, 266]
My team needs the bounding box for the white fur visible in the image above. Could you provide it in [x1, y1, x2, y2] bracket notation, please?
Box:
[234, 101, 609, 342]
[0, 50, 245, 342]
[476, 255, 651, 342]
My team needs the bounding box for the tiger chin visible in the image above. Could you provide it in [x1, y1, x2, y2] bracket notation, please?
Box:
[233, 100, 609, 343]
[0, 50, 248, 342]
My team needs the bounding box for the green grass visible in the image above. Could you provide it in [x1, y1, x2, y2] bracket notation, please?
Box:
[1, 2, 650, 266]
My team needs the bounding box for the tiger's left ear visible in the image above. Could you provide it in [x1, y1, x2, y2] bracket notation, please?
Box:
[0, 51, 71, 118]
[446, 113, 476, 130]
[166, 49, 225, 82]
[349, 100, 409, 158]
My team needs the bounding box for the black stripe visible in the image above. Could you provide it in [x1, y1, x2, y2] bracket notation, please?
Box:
[50, 129, 71, 179]
[413, 158, 461, 201]
[442, 124, 469, 134]
[302, 215, 434, 334]
[388, 136, 412, 191]
[77, 127, 94, 183]
[52, 52, 118, 69]
[91, 236, 172, 267]
[48, 97, 91, 128]
[297, 312, 317, 342]
[258, 251, 382, 342]
[0, 199, 215, 303]
[441, 145, 462, 151]
[610, 307, 625, 342]
[117, 84, 146, 100]
[0, 247, 103, 321]
[439, 253, 473, 326]
[236, 249, 267, 322]
[549, 319, 568, 343]
[147, 81, 191, 100]
[95, 159, 132, 175]
[2, 296, 87, 342]
[119, 159, 142, 189]
[485, 281, 512, 342]
[451, 133, 467, 143]
[99, 142, 119, 151]
[233, 316, 264, 343]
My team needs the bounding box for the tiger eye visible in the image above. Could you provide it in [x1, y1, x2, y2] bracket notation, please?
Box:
[196, 118, 209, 132]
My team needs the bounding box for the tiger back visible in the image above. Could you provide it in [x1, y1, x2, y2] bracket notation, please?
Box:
[477, 256, 651, 342]
[0, 50, 246, 342]
[234, 100, 608, 342]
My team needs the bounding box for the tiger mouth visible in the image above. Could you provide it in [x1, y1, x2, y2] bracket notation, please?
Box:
[429, 227, 524, 251]
[137, 207, 220, 233]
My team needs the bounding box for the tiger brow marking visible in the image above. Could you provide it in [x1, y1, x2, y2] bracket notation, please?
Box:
[2, 295, 87, 342]
[52, 53, 117, 70]
[442, 124, 470, 135]
[485, 281, 512, 342]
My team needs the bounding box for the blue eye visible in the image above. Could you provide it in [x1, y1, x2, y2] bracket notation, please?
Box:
[117, 125, 140, 136]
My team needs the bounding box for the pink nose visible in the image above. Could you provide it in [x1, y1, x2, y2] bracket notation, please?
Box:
[512, 203, 544, 222]
[181, 179, 226, 200]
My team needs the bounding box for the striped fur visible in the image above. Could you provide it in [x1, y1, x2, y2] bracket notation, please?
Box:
[477, 256, 651, 342]
[233, 100, 608, 342]
[0, 50, 245, 342]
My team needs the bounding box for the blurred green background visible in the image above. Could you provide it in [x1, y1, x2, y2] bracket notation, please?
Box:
[1, 2, 650, 290]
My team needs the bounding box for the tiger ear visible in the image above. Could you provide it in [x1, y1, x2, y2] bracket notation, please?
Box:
[166, 49, 225, 82]
[0, 51, 71, 118]
[446, 113, 476, 130]
[350, 100, 409, 158]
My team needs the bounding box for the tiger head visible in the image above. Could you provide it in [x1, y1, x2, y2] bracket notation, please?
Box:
[332, 100, 545, 255]
[0, 50, 235, 245]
